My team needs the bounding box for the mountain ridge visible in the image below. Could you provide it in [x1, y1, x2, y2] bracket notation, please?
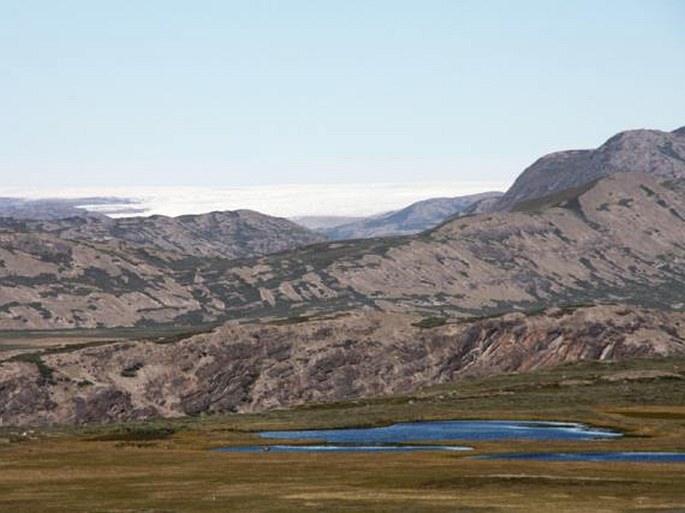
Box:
[2, 172, 685, 329]
[0, 208, 326, 260]
[321, 191, 503, 240]
[1, 304, 682, 425]
[494, 126, 685, 211]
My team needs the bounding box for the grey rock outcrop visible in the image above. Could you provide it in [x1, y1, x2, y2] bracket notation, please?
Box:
[495, 127, 685, 211]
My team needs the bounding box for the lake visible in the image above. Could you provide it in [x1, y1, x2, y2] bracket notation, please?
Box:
[215, 420, 621, 453]
[258, 420, 621, 443]
[216, 444, 473, 453]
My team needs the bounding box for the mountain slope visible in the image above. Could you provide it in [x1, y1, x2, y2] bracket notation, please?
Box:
[1, 172, 684, 329]
[291, 215, 367, 231]
[1, 305, 683, 425]
[206, 172, 685, 318]
[321, 192, 502, 240]
[495, 126, 685, 211]
[1, 209, 326, 260]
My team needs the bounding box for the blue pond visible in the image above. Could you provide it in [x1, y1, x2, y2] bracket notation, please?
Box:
[258, 420, 621, 444]
[215, 420, 621, 453]
[216, 444, 472, 453]
[477, 452, 685, 463]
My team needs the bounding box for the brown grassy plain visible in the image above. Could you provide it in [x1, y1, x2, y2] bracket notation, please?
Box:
[1, 357, 684, 513]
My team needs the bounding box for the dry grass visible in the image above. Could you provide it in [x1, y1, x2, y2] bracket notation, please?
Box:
[1, 357, 684, 512]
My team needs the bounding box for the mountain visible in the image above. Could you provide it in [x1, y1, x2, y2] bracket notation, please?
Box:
[494, 126, 685, 211]
[0, 209, 325, 329]
[2, 172, 685, 329]
[291, 215, 367, 231]
[221, 172, 685, 319]
[1, 209, 326, 260]
[319, 192, 503, 240]
[1, 305, 683, 425]
[4, 129, 685, 427]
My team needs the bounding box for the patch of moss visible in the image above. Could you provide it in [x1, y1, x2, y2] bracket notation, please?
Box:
[412, 317, 448, 329]
[8, 352, 55, 382]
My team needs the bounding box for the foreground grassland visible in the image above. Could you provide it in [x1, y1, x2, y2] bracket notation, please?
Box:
[1, 357, 684, 513]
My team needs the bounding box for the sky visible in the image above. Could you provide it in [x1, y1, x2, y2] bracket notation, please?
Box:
[1, 0, 684, 215]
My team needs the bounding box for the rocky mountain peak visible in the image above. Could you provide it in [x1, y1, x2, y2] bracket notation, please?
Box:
[494, 125, 685, 211]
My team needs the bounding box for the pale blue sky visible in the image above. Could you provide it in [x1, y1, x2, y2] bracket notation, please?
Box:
[2, 0, 684, 189]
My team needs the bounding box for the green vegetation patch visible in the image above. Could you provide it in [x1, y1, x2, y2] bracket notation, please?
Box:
[89, 425, 177, 442]
[412, 316, 448, 329]
[7, 352, 55, 382]
[268, 315, 312, 325]
[2, 357, 685, 513]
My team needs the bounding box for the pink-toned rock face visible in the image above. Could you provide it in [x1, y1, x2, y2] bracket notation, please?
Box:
[1, 305, 683, 426]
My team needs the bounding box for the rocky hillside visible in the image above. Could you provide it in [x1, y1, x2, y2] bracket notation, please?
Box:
[0, 209, 325, 260]
[196, 172, 685, 319]
[1, 172, 685, 329]
[495, 126, 685, 211]
[1, 305, 683, 426]
[321, 192, 502, 240]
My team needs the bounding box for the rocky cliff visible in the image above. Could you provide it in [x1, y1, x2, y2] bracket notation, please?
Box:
[1, 305, 683, 426]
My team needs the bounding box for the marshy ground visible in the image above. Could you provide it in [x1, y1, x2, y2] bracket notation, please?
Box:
[1, 357, 684, 512]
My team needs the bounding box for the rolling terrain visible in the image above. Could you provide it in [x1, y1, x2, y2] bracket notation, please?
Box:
[318, 191, 502, 239]
[1, 356, 684, 512]
[1, 208, 325, 259]
[1, 126, 685, 429]
[2, 172, 685, 329]
[1, 127, 685, 513]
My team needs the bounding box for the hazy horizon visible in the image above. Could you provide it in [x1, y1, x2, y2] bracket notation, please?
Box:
[1, 179, 506, 218]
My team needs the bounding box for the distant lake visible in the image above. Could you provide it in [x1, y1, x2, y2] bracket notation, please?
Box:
[214, 420, 621, 453]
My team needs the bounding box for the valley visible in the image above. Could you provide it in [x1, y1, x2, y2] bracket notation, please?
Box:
[3, 171, 685, 330]
[1, 126, 685, 512]
[4, 3, 685, 510]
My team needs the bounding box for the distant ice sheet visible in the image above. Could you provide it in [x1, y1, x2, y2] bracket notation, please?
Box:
[1, 181, 505, 218]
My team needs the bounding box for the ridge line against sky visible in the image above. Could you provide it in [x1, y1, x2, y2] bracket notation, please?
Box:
[1, 0, 684, 189]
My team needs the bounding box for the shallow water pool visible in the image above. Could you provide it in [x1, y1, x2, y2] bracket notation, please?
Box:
[215, 420, 621, 453]
[257, 420, 621, 444]
[215, 444, 473, 453]
[475, 451, 685, 463]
